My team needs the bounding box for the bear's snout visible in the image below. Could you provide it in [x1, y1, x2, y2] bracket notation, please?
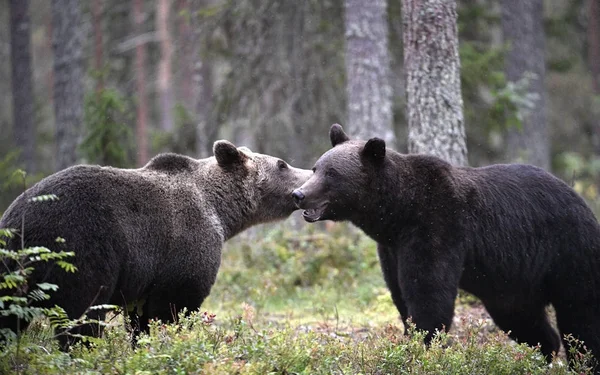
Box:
[292, 189, 305, 204]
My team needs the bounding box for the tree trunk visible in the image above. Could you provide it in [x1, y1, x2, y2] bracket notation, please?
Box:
[93, 0, 104, 92]
[589, 0, 599, 95]
[46, 12, 54, 108]
[184, 0, 215, 158]
[402, 0, 468, 166]
[157, 0, 174, 132]
[133, 0, 149, 166]
[195, 60, 213, 158]
[177, 0, 194, 111]
[52, 0, 85, 171]
[589, 0, 600, 160]
[9, 0, 36, 173]
[501, 0, 549, 170]
[344, 0, 395, 147]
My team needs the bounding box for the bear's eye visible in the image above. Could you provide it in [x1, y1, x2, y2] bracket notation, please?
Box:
[325, 169, 337, 178]
[277, 160, 288, 170]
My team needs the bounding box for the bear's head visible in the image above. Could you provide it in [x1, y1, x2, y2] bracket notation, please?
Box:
[292, 124, 387, 223]
[213, 140, 312, 224]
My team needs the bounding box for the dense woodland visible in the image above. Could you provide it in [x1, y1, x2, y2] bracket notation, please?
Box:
[1, 1, 600, 373]
[0, 0, 598, 212]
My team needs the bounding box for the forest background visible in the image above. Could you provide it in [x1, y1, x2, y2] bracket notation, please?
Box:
[0, 0, 598, 211]
[0, 0, 599, 373]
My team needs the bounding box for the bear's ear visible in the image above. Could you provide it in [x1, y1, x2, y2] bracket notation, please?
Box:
[330, 123, 350, 147]
[361, 138, 386, 163]
[237, 146, 255, 160]
[213, 140, 247, 166]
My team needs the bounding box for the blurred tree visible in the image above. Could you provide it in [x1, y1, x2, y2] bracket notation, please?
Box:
[343, 0, 395, 146]
[590, 0, 600, 95]
[501, 0, 549, 170]
[181, 0, 216, 158]
[209, 0, 345, 165]
[402, 0, 468, 166]
[157, 0, 174, 132]
[81, 87, 133, 167]
[52, 0, 84, 171]
[106, 0, 135, 96]
[9, 0, 36, 172]
[589, 0, 600, 157]
[93, 0, 105, 92]
[133, 0, 149, 166]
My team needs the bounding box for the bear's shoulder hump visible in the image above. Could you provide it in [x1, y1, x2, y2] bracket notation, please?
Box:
[145, 153, 197, 174]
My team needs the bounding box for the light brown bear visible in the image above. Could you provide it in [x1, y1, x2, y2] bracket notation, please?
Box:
[0, 140, 311, 344]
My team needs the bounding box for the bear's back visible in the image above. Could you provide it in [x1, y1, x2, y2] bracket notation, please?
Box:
[144, 153, 200, 175]
[456, 163, 600, 295]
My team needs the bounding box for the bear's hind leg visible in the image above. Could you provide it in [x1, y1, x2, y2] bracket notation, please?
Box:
[485, 304, 560, 361]
[554, 306, 600, 373]
[144, 284, 207, 328]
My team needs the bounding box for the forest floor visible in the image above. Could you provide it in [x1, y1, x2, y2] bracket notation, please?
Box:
[0, 222, 588, 374]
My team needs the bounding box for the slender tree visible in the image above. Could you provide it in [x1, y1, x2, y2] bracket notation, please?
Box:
[52, 0, 85, 171]
[402, 0, 468, 166]
[9, 0, 36, 172]
[591, 0, 600, 94]
[343, 0, 395, 147]
[157, 0, 174, 132]
[588, 0, 600, 161]
[591, 0, 600, 95]
[93, 0, 104, 92]
[45, 6, 54, 107]
[501, 0, 549, 170]
[178, 0, 195, 111]
[133, 0, 149, 166]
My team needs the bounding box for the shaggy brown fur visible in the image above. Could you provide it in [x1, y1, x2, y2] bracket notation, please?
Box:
[0, 141, 311, 345]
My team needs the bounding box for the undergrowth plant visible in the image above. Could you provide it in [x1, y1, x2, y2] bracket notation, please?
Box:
[0, 219, 594, 374]
[0, 179, 118, 374]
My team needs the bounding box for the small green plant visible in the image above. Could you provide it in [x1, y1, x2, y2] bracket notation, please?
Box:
[490, 71, 541, 131]
[0, 187, 119, 374]
[0, 195, 78, 342]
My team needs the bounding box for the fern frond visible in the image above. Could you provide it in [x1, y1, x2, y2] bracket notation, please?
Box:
[36, 282, 59, 291]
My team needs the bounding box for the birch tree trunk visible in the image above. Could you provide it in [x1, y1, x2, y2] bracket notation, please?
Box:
[133, 0, 149, 166]
[52, 0, 85, 171]
[344, 0, 396, 147]
[501, 0, 549, 170]
[402, 0, 468, 166]
[10, 0, 36, 172]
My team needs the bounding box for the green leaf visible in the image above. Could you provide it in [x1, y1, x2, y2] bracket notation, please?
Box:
[28, 194, 59, 203]
[36, 282, 59, 291]
[56, 261, 77, 273]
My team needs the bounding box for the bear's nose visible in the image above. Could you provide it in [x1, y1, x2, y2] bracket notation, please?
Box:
[292, 189, 305, 203]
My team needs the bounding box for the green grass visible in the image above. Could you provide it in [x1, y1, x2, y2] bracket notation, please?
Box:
[0, 221, 596, 374]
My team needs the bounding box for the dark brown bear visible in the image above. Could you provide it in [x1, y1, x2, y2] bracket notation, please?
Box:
[0, 140, 311, 343]
[293, 124, 600, 370]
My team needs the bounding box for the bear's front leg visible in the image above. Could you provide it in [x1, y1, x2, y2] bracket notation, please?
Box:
[377, 245, 409, 327]
[397, 246, 462, 344]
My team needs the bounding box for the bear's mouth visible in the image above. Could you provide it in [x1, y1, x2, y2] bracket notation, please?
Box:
[302, 202, 329, 222]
